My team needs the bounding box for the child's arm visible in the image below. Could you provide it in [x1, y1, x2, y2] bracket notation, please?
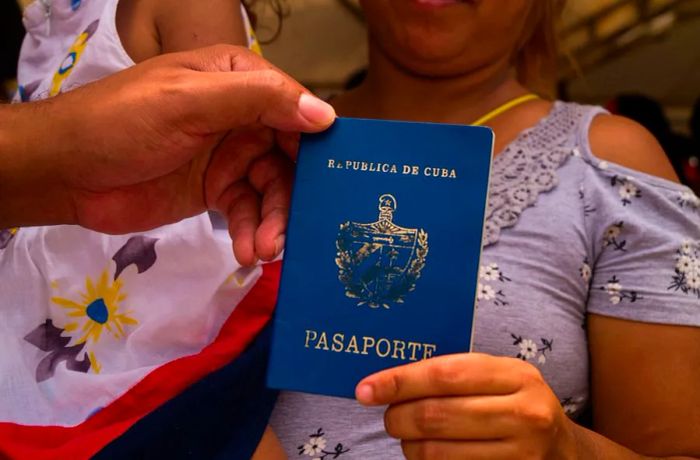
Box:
[116, 0, 249, 63]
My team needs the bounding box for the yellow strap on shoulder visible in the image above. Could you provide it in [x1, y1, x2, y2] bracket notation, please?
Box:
[471, 93, 540, 126]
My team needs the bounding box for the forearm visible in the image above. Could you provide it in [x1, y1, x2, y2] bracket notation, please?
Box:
[0, 100, 76, 228]
[572, 423, 700, 460]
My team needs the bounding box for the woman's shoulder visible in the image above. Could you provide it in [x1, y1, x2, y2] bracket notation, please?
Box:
[588, 113, 678, 183]
[540, 101, 687, 194]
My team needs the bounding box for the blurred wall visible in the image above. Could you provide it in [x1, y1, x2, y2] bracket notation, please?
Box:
[259, 0, 367, 95]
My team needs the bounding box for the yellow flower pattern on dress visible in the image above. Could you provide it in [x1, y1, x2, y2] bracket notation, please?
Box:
[51, 269, 137, 373]
[49, 20, 99, 96]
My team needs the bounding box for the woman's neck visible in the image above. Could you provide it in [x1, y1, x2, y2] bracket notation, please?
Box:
[333, 40, 530, 124]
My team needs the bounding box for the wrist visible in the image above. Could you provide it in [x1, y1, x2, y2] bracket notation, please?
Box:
[555, 415, 583, 460]
[0, 101, 77, 228]
[566, 420, 652, 460]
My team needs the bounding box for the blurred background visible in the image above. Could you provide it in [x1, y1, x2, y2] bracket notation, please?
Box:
[2, 0, 699, 189]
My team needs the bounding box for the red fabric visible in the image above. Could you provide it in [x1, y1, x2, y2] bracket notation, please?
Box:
[0, 262, 281, 460]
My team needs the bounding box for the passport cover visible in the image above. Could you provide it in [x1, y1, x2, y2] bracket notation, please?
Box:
[267, 117, 494, 398]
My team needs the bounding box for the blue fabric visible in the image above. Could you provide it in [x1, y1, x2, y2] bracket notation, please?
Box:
[94, 325, 277, 460]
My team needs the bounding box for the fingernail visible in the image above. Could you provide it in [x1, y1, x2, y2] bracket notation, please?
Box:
[356, 383, 374, 404]
[298, 93, 336, 127]
[274, 235, 286, 255]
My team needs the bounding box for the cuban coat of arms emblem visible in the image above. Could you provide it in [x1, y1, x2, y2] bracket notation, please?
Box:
[335, 194, 429, 308]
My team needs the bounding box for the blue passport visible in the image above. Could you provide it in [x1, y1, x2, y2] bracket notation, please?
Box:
[267, 117, 494, 398]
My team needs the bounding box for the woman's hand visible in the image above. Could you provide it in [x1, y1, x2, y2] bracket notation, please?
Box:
[356, 353, 577, 460]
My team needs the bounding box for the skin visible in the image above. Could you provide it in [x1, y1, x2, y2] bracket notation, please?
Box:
[344, 1, 700, 459]
[252, 426, 288, 460]
[0, 45, 336, 265]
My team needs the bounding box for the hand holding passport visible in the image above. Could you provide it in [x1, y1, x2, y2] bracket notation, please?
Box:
[267, 117, 493, 398]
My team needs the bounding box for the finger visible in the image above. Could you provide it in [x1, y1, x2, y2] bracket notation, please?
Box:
[356, 354, 526, 406]
[171, 44, 290, 76]
[401, 439, 515, 460]
[205, 128, 274, 209]
[186, 68, 335, 134]
[247, 152, 294, 261]
[219, 180, 261, 266]
[384, 395, 519, 441]
[275, 131, 301, 160]
[171, 45, 332, 135]
[256, 206, 287, 262]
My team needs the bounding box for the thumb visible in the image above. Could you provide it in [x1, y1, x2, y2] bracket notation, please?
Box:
[186, 68, 336, 134]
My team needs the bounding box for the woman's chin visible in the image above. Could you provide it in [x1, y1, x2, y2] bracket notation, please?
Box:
[379, 35, 479, 76]
[389, 52, 482, 79]
[410, 0, 471, 8]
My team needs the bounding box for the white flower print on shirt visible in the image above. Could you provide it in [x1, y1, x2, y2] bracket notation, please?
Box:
[611, 176, 641, 206]
[519, 339, 537, 360]
[677, 190, 700, 209]
[579, 258, 592, 285]
[669, 240, 700, 298]
[476, 263, 510, 306]
[301, 436, 326, 456]
[618, 182, 639, 203]
[511, 334, 553, 364]
[676, 255, 693, 273]
[479, 263, 500, 281]
[605, 279, 622, 304]
[681, 240, 694, 255]
[602, 221, 627, 252]
[604, 223, 620, 240]
[561, 396, 586, 417]
[600, 275, 640, 304]
[298, 429, 349, 459]
[477, 283, 496, 301]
